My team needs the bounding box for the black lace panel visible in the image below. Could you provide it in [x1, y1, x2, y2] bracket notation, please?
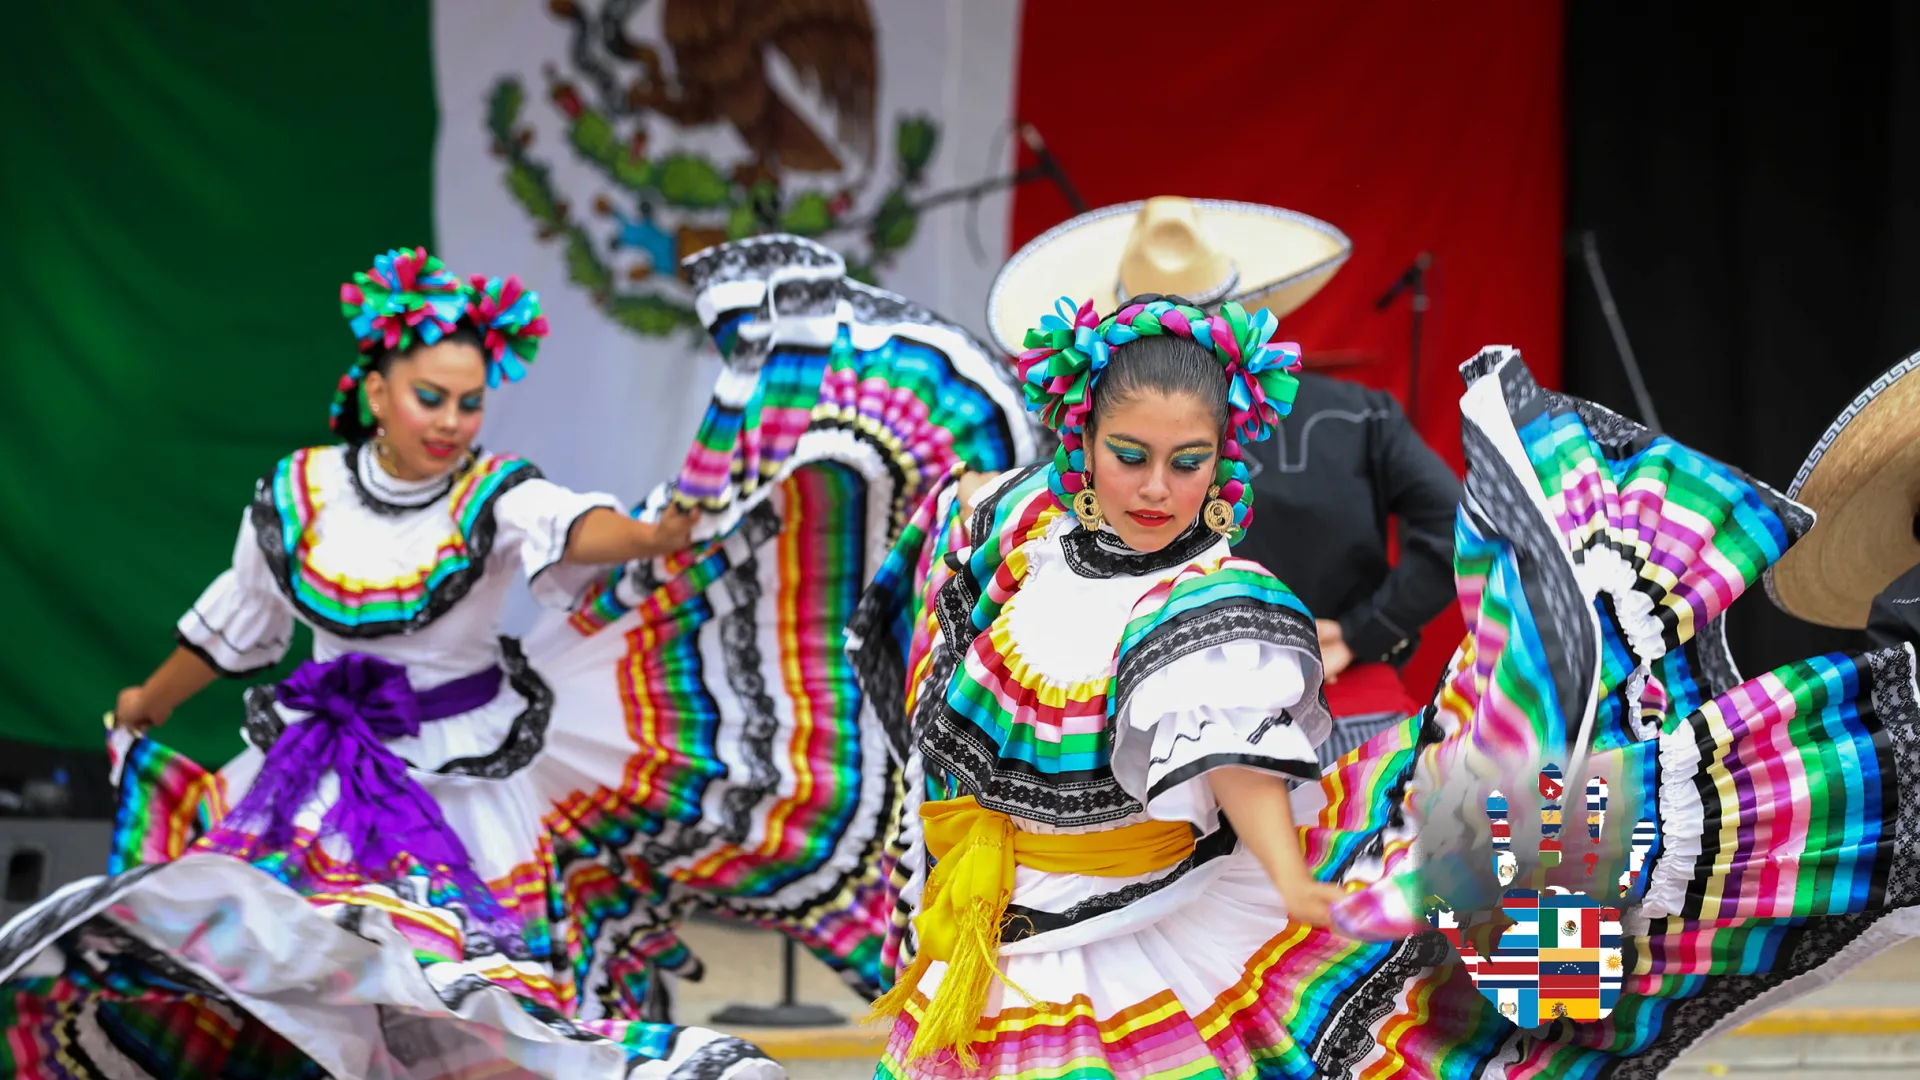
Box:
[1112, 600, 1319, 719]
[1057, 516, 1220, 579]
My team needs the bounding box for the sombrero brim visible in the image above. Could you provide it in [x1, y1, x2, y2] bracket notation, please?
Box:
[1766, 351, 1920, 628]
[985, 199, 1353, 357]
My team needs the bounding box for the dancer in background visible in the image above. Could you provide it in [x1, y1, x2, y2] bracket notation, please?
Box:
[0, 232, 1039, 1078]
[0, 247, 779, 1080]
[1236, 368, 1458, 764]
[857, 281, 1920, 1076]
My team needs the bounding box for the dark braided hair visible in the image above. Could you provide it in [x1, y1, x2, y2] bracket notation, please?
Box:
[330, 321, 488, 444]
[1014, 290, 1303, 540]
[1085, 294, 1231, 442]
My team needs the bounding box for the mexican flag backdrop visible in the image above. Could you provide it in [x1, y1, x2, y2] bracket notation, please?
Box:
[2, 1, 1560, 770]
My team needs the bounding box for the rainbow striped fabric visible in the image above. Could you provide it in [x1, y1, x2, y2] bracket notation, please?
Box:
[107, 736, 229, 873]
[1332, 348, 1817, 941]
[0, 987, 326, 1080]
[526, 234, 1035, 1005]
[546, 462, 903, 1002]
[105, 735, 572, 1012]
[258, 447, 539, 635]
[673, 235, 1030, 530]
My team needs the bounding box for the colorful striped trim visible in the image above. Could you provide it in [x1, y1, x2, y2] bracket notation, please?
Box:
[252, 447, 539, 637]
[675, 324, 1021, 540]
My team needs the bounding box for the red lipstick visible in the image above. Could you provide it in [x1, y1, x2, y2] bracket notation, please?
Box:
[1126, 509, 1173, 528]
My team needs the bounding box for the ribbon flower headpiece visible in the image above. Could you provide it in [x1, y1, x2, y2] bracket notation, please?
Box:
[329, 249, 551, 434]
[1015, 296, 1302, 541]
[331, 247, 469, 434]
[340, 247, 469, 354]
[466, 274, 549, 388]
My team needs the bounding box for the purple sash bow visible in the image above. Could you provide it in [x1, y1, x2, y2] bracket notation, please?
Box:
[203, 654, 505, 915]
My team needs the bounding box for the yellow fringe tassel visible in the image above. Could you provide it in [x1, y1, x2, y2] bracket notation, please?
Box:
[866, 893, 1008, 1068]
[869, 795, 1195, 1067]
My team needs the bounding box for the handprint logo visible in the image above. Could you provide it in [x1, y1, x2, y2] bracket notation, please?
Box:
[1431, 765, 1656, 1025]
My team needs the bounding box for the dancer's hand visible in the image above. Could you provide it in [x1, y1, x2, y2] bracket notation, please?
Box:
[1280, 878, 1348, 930]
[1208, 766, 1348, 934]
[1316, 619, 1353, 683]
[113, 685, 168, 734]
[956, 470, 1000, 518]
[647, 503, 701, 555]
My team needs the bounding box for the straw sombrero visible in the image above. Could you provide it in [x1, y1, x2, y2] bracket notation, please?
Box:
[985, 196, 1352, 356]
[1766, 351, 1920, 628]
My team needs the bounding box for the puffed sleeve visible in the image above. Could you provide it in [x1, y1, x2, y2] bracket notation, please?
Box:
[1111, 639, 1328, 829]
[175, 510, 296, 677]
[492, 477, 624, 610]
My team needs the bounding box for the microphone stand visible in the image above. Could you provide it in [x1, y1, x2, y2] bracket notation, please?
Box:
[1017, 122, 1088, 215]
[708, 934, 847, 1029]
[1575, 230, 1662, 434]
[826, 122, 1088, 237]
[1376, 253, 1433, 431]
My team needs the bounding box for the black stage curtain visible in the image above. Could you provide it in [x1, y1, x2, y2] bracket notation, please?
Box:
[1564, 2, 1920, 673]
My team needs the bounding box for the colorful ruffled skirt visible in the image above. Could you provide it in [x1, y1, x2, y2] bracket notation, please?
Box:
[872, 348, 1920, 1078]
[517, 235, 1036, 1008]
[0, 682, 780, 1080]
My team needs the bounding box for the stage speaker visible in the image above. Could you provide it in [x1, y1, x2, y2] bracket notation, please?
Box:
[0, 819, 112, 924]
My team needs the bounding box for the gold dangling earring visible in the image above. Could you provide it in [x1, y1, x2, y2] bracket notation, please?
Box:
[1203, 485, 1236, 537]
[372, 420, 398, 472]
[1072, 474, 1104, 531]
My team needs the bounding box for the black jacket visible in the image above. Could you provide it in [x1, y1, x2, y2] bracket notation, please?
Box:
[1867, 562, 1920, 650]
[1233, 373, 1462, 666]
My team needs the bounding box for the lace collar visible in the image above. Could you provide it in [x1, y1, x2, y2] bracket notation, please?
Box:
[1056, 516, 1220, 579]
[346, 441, 462, 515]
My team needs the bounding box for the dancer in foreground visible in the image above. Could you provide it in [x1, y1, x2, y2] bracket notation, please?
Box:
[0, 247, 778, 1079]
[856, 291, 1920, 1077]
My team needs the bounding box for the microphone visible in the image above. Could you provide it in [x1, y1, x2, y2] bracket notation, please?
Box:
[1019, 122, 1089, 214]
[1375, 252, 1434, 311]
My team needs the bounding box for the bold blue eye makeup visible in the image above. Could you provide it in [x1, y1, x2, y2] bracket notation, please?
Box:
[458, 393, 484, 413]
[1104, 438, 1147, 465]
[413, 387, 444, 408]
[1172, 451, 1215, 472]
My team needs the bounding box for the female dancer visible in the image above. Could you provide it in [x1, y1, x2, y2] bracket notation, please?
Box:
[855, 293, 1920, 1076]
[0, 248, 776, 1079]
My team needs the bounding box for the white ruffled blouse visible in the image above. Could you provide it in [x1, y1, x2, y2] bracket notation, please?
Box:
[175, 443, 620, 770]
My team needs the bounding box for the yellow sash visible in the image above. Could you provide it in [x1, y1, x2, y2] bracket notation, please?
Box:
[868, 795, 1197, 1063]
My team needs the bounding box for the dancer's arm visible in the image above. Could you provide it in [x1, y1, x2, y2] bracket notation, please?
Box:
[1208, 767, 1345, 929]
[956, 470, 1000, 518]
[115, 648, 219, 733]
[562, 504, 701, 564]
[126, 507, 296, 732]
